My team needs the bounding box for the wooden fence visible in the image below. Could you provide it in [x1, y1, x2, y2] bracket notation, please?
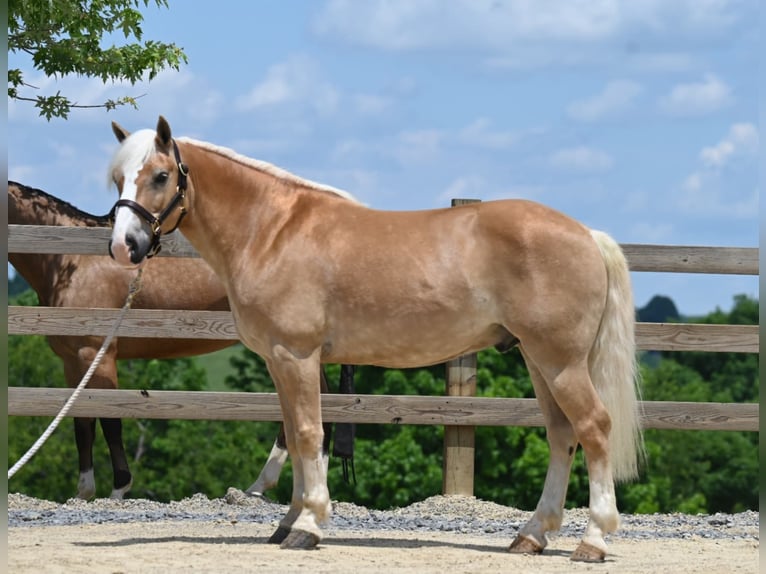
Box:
[7, 221, 760, 495]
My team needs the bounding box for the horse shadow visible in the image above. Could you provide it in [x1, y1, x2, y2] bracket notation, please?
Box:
[74, 534, 573, 558]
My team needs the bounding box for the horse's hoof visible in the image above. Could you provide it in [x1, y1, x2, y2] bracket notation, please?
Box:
[508, 535, 544, 555]
[570, 542, 606, 562]
[267, 526, 291, 544]
[110, 478, 133, 500]
[280, 529, 320, 550]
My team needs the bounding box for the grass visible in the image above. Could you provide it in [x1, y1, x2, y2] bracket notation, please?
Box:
[196, 343, 244, 391]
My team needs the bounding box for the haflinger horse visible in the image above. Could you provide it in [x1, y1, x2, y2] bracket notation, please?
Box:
[106, 116, 644, 562]
[8, 181, 350, 500]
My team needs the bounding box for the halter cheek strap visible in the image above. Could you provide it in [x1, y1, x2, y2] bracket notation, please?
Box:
[109, 140, 189, 259]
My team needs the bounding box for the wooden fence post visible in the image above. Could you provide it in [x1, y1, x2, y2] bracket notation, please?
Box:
[442, 198, 480, 496]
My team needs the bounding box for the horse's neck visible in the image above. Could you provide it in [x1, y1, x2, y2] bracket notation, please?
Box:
[179, 144, 297, 274]
[9, 190, 100, 227]
[8, 187, 98, 304]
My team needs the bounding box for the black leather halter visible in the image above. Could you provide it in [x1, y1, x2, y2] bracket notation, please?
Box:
[108, 140, 189, 259]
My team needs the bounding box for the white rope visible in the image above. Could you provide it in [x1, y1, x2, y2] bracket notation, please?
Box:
[8, 268, 144, 480]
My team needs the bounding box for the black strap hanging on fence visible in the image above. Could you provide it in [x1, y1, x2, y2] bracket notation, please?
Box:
[333, 364, 357, 484]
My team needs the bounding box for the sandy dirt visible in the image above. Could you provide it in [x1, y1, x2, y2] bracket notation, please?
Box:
[9, 517, 759, 574]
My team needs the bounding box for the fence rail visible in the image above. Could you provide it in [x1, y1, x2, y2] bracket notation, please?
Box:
[7, 223, 760, 495]
[8, 224, 760, 274]
[7, 307, 759, 353]
[8, 388, 759, 432]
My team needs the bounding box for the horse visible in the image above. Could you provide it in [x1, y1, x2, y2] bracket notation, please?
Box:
[105, 116, 644, 562]
[8, 181, 354, 500]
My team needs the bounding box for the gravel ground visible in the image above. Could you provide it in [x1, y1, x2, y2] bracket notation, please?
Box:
[8, 489, 759, 542]
[8, 490, 760, 574]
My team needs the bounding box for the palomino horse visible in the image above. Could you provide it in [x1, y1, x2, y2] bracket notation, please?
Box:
[8, 181, 353, 500]
[106, 116, 643, 562]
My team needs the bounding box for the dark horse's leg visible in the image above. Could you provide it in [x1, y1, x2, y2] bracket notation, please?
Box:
[100, 418, 133, 498]
[73, 417, 98, 499]
[66, 344, 132, 500]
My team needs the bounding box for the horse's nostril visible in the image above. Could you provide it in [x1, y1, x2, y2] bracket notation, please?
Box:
[125, 234, 138, 253]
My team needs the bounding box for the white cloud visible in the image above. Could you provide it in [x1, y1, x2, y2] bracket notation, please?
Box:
[313, 0, 619, 53]
[626, 52, 696, 73]
[8, 66, 221, 126]
[9, 165, 37, 183]
[352, 94, 392, 115]
[236, 55, 339, 115]
[629, 221, 676, 243]
[313, 0, 751, 68]
[699, 123, 758, 168]
[678, 179, 757, 218]
[331, 139, 368, 161]
[391, 129, 444, 165]
[676, 122, 758, 218]
[659, 74, 732, 116]
[549, 146, 613, 171]
[457, 118, 517, 149]
[226, 138, 295, 157]
[567, 80, 643, 122]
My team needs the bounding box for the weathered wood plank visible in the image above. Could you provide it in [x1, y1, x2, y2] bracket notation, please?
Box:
[635, 322, 759, 353]
[8, 226, 759, 274]
[7, 388, 758, 432]
[7, 225, 199, 258]
[7, 307, 239, 340]
[7, 307, 759, 352]
[622, 244, 758, 275]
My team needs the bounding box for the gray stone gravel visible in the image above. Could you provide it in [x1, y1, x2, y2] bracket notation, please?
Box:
[8, 489, 758, 542]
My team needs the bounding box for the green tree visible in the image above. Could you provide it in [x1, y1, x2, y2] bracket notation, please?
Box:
[618, 294, 760, 514]
[8, 0, 187, 119]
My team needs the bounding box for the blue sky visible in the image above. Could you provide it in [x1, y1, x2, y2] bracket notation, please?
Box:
[8, 0, 759, 316]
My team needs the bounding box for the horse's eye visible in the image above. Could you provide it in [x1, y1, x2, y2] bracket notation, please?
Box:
[155, 172, 169, 185]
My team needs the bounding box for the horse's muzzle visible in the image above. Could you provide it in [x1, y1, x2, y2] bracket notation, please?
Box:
[108, 233, 151, 267]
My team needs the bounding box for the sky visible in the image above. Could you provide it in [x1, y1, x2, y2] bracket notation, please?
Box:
[8, 0, 760, 317]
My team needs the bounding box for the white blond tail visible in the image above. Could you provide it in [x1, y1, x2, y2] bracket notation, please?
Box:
[589, 229, 645, 482]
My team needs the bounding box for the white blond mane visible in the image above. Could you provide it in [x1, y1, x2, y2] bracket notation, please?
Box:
[108, 129, 359, 203]
[107, 129, 158, 189]
[177, 137, 359, 203]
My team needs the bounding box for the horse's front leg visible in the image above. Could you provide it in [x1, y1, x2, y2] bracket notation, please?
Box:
[66, 345, 130, 500]
[247, 367, 332, 497]
[266, 347, 329, 550]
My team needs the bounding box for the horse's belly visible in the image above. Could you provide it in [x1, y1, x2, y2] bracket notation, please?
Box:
[325, 316, 510, 368]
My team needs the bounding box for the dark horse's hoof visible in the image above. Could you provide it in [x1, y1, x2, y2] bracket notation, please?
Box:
[267, 526, 291, 544]
[280, 529, 320, 550]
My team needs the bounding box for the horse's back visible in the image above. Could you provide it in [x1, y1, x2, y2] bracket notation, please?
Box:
[272, 196, 610, 366]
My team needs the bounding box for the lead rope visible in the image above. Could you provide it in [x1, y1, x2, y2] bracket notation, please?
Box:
[8, 268, 144, 480]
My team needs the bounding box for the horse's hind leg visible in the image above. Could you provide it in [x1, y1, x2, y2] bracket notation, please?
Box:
[73, 417, 98, 499]
[64, 355, 98, 499]
[509, 355, 578, 555]
[523, 346, 618, 561]
[99, 418, 133, 498]
[68, 345, 132, 500]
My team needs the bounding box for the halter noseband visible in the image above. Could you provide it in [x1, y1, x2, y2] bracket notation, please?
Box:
[109, 139, 189, 259]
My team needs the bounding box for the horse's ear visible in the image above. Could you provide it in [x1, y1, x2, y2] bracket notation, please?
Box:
[156, 115, 172, 149]
[112, 121, 130, 143]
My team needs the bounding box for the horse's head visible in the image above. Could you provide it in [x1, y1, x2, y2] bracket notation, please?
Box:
[107, 115, 188, 268]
